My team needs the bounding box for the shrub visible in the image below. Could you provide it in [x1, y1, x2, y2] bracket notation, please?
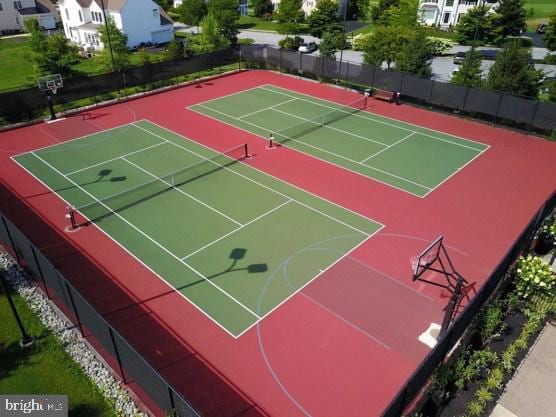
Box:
[514, 255, 555, 300]
[504, 36, 534, 48]
[467, 399, 485, 417]
[485, 368, 504, 390]
[352, 33, 373, 51]
[480, 300, 505, 344]
[278, 36, 304, 50]
[475, 386, 494, 404]
[544, 54, 556, 64]
[426, 37, 453, 56]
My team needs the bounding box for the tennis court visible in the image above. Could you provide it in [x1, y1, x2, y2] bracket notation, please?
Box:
[189, 84, 489, 197]
[12, 120, 382, 337]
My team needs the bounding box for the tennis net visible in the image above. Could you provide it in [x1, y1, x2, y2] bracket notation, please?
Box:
[272, 95, 367, 143]
[69, 143, 249, 228]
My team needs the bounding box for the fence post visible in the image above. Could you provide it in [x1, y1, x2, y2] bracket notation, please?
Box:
[30, 245, 50, 299]
[108, 328, 127, 383]
[279, 48, 282, 73]
[530, 99, 540, 127]
[494, 93, 504, 124]
[428, 80, 435, 103]
[1, 216, 22, 267]
[167, 387, 177, 417]
[64, 282, 84, 337]
[371, 66, 376, 90]
[344, 62, 350, 89]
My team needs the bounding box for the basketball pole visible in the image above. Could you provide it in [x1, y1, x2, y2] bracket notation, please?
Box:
[47, 92, 56, 121]
[0, 271, 35, 348]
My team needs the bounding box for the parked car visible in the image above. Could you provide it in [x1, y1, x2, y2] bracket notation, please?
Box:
[453, 52, 466, 64]
[453, 49, 498, 64]
[298, 42, 318, 53]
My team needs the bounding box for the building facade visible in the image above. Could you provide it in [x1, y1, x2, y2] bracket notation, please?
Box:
[58, 0, 173, 51]
[418, 0, 498, 28]
[0, 0, 57, 34]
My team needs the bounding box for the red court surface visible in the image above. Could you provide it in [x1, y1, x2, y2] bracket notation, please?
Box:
[1, 70, 555, 417]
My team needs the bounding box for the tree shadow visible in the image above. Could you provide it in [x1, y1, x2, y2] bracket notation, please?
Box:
[0, 340, 35, 380]
[69, 402, 104, 417]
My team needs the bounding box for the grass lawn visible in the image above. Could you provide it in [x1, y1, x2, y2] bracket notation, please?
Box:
[0, 286, 116, 417]
[524, 0, 555, 30]
[238, 14, 282, 31]
[0, 36, 37, 91]
[0, 36, 168, 91]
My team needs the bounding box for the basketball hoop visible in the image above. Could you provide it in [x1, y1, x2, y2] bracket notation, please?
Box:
[46, 79, 59, 95]
[37, 74, 63, 121]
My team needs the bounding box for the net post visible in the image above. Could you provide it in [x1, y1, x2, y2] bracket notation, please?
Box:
[67, 207, 77, 229]
[243, 143, 249, 158]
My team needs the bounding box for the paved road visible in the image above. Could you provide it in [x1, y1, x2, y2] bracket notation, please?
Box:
[174, 26, 556, 83]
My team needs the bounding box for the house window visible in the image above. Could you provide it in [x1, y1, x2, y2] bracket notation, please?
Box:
[13, 1, 22, 9]
[78, 10, 83, 22]
[152, 8, 158, 17]
[443, 12, 450, 24]
[65, 8, 69, 19]
[0, 3, 3, 11]
[446, 0, 454, 6]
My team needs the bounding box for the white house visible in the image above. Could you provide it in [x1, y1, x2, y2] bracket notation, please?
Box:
[0, 0, 57, 34]
[271, 0, 348, 18]
[418, 0, 498, 28]
[58, 0, 173, 51]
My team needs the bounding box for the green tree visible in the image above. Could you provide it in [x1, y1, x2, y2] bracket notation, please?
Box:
[276, 0, 305, 36]
[194, 11, 229, 53]
[166, 38, 184, 60]
[370, 0, 399, 23]
[307, 0, 341, 38]
[494, 0, 526, 40]
[98, 17, 130, 71]
[25, 19, 47, 55]
[36, 33, 80, 76]
[543, 10, 556, 51]
[154, 0, 172, 11]
[137, 48, 151, 66]
[455, 4, 496, 46]
[319, 31, 339, 59]
[25, 20, 79, 76]
[208, 0, 240, 44]
[347, 0, 370, 20]
[450, 49, 483, 87]
[379, 0, 418, 27]
[395, 29, 432, 77]
[546, 80, 556, 102]
[253, 0, 273, 17]
[177, 0, 207, 31]
[363, 25, 409, 68]
[486, 40, 542, 97]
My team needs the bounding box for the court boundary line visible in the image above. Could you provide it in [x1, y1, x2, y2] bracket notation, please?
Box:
[121, 156, 243, 226]
[237, 98, 298, 120]
[66, 139, 167, 176]
[28, 151, 264, 322]
[192, 103, 432, 192]
[261, 84, 489, 151]
[269, 106, 390, 147]
[12, 121, 140, 158]
[187, 103, 426, 197]
[360, 132, 416, 164]
[10, 154, 243, 338]
[14, 119, 385, 338]
[181, 199, 293, 260]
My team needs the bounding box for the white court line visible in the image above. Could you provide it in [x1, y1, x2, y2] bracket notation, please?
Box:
[195, 104, 432, 192]
[66, 140, 167, 176]
[186, 104, 426, 198]
[121, 156, 243, 226]
[182, 199, 292, 260]
[261, 84, 488, 152]
[237, 98, 298, 119]
[132, 121, 378, 236]
[360, 132, 416, 164]
[145, 119, 385, 229]
[12, 122, 138, 158]
[30, 151, 262, 321]
[270, 107, 390, 147]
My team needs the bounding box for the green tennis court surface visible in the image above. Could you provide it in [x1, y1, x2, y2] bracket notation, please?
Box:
[13, 120, 382, 337]
[189, 84, 489, 197]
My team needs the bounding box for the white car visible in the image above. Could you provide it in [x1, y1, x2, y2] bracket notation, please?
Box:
[298, 42, 318, 53]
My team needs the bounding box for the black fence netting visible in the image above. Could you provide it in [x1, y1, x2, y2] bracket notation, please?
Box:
[1, 44, 555, 134]
[381, 190, 556, 417]
[0, 212, 201, 417]
[463, 88, 502, 117]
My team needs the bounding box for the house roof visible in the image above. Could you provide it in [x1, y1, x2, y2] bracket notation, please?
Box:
[159, 7, 173, 26]
[18, 0, 56, 15]
[76, 0, 128, 10]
